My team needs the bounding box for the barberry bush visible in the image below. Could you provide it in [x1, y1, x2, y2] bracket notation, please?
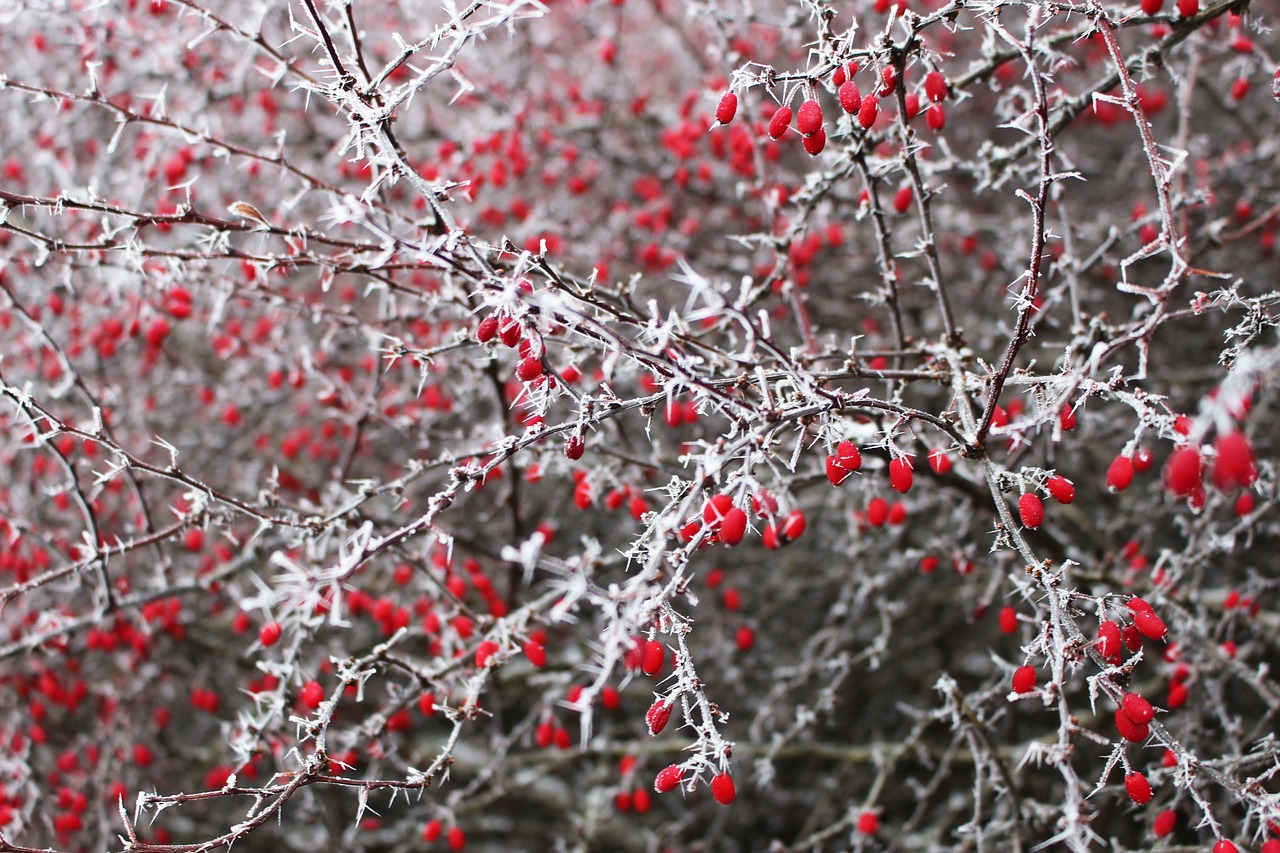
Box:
[0, 0, 1278, 850]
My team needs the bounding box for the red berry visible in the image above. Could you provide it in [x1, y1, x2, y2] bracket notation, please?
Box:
[928, 448, 951, 474]
[857, 811, 880, 835]
[719, 507, 748, 546]
[1141, 0, 1163, 13]
[768, 106, 792, 139]
[447, 826, 466, 851]
[1097, 620, 1122, 659]
[1121, 692, 1154, 725]
[711, 773, 736, 805]
[1152, 809, 1176, 837]
[300, 680, 325, 710]
[1046, 475, 1075, 504]
[1176, 0, 1197, 15]
[523, 640, 546, 668]
[423, 820, 443, 842]
[781, 509, 806, 541]
[475, 640, 499, 668]
[1213, 842, 1238, 853]
[796, 99, 823, 136]
[259, 621, 282, 647]
[515, 356, 543, 382]
[1163, 446, 1203, 496]
[838, 80, 861, 114]
[1018, 493, 1044, 528]
[654, 764, 684, 793]
[889, 456, 914, 493]
[879, 66, 897, 97]
[893, 185, 913, 214]
[1011, 665, 1036, 694]
[802, 126, 826, 156]
[564, 434, 585, 460]
[715, 91, 738, 125]
[999, 606, 1018, 635]
[858, 94, 879, 129]
[826, 456, 852, 486]
[1211, 431, 1256, 491]
[497, 317, 521, 347]
[703, 493, 735, 528]
[924, 70, 947, 102]
[1125, 772, 1153, 804]
[903, 92, 920, 120]
[1129, 598, 1168, 640]
[1115, 708, 1150, 742]
[475, 314, 499, 343]
[926, 103, 945, 131]
[866, 497, 889, 528]
[1059, 405, 1077, 430]
[642, 640, 665, 677]
[1106, 455, 1135, 492]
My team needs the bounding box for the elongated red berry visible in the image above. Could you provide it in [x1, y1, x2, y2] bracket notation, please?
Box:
[858, 94, 879, 129]
[866, 497, 889, 527]
[826, 440, 863, 485]
[301, 680, 325, 710]
[654, 764, 684, 793]
[1115, 707, 1150, 742]
[928, 448, 951, 474]
[564, 434, 585, 460]
[796, 99, 823, 136]
[999, 606, 1018, 635]
[768, 106, 792, 139]
[924, 70, 948, 102]
[1121, 692, 1154, 724]
[781, 509, 806, 541]
[1132, 607, 1168, 641]
[259, 621, 282, 647]
[524, 640, 547, 668]
[893, 185, 913, 214]
[1046, 475, 1075, 504]
[889, 456, 914, 493]
[703, 493, 735, 528]
[1211, 431, 1256, 491]
[498, 317, 521, 347]
[1011, 665, 1036, 694]
[1125, 772, 1153, 804]
[1153, 808, 1176, 837]
[839, 80, 861, 114]
[1059, 405, 1077, 430]
[711, 773, 736, 805]
[1018, 493, 1044, 528]
[1163, 446, 1203, 496]
[1141, 0, 1163, 13]
[1176, 0, 1197, 15]
[1097, 620, 1122, 659]
[716, 92, 738, 125]
[802, 126, 826, 156]
[642, 640, 665, 676]
[926, 103, 945, 131]
[857, 811, 880, 835]
[1106, 454, 1135, 492]
[719, 507, 747, 546]
[475, 314, 499, 343]
[645, 699, 672, 735]
[516, 356, 543, 381]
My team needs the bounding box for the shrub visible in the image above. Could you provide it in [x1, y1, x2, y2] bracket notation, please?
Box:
[0, 0, 1277, 850]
